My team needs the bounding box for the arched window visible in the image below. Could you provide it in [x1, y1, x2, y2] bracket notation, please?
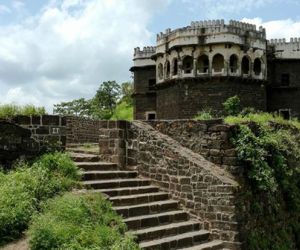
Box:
[197, 55, 209, 73]
[229, 54, 238, 73]
[253, 58, 262, 75]
[182, 56, 193, 74]
[165, 61, 171, 78]
[212, 54, 224, 73]
[242, 56, 250, 75]
[173, 58, 178, 76]
[158, 63, 163, 80]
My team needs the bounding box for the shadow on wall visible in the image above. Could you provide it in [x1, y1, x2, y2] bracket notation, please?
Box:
[0, 120, 39, 168]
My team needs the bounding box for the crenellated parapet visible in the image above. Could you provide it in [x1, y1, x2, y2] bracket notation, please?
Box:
[132, 46, 156, 68]
[134, 46, 156, 59]
[268, 38, 300, 59]
[156, 19, 266, 49]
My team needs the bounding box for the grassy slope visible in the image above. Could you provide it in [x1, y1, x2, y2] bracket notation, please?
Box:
[110, 101, 133, 121]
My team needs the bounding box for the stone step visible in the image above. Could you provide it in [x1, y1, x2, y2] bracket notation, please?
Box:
[124, 210, 189, 230]
[82, 170, 138, 181]
[132, 220, 201, 242]
[67, 143, 98, 148]
[83, 178, 151, 189]
[114, 200, 179, 218]
[92, 186, 160, 197]
[139, 230, 210, 250]
[110, 192, 169, 206]
[69, 153, 100, 162]
[76, 162, 118, 171]
[67, 148, 98, 155]
[179, 240, 224, 250]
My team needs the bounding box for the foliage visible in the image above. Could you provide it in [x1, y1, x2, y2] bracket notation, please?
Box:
[223, 95, 242, 116]
[194, 109, 214, 120]
[92, 81, 121, 119]
[28, 193, 139, 250]
[120, 82, 134, 105]
[229, 115, 300, 249]
[0, 104, 46, 118]
[110, 101, 133, 121]
[53, 98, 92, 117]
[225, 112, 300, 129]
[0, 153, 80, 245]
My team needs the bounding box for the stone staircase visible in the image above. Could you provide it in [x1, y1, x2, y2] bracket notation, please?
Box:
[68, 148, 226, 250]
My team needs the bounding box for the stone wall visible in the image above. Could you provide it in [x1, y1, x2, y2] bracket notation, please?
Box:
[99, 120, 242, 249]
[11, 115, 67, 148]
[156, 78, 266, 119]
[147, 119, 242, 176]
[65, 116, 103, 144]
[267, 59, 300, 119]
[0, 120, 40, 167]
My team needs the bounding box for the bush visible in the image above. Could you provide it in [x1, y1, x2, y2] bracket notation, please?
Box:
[229, 116, 300, 249]
[0, 153, 80, 245]
[110, 101, 133, 121]
[29, 193, 139, 250]
[0, 104, 46, 118]
[223, 95, 242, 116]
[194, 109, 214, 120]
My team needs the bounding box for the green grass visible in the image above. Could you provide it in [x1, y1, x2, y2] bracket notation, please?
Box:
[110, 101, 133, 121]
[0, 104, 46, 118]
[28, 193, 139, 250]
[194, 109, 214, 120]
[225, 112, 300, 129]
[0, 153, 80, 245]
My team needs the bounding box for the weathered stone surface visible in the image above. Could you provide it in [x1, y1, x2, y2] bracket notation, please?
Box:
[0, 120, 39, 167]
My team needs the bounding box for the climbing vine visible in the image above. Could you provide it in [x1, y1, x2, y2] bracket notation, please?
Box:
[231, 122, 300, 249]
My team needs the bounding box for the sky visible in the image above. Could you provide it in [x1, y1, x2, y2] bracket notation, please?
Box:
[0, 0, 300, 112]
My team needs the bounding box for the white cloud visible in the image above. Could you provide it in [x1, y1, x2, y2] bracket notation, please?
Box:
[0, 0, 170, 111]
[241, 17, 300, 39]
[0, 4, 11, 14]
[181, 0, 273, 17]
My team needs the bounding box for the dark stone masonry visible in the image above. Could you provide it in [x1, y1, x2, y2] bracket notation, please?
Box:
[99, 120, 242, 249]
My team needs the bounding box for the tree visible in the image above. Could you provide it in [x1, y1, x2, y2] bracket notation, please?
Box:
[92, 81, 121, 119]
[120, 82, 134, 105]
[53, 98, 92, 117]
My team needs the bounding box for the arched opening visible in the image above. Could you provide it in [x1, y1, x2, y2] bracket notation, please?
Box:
[229, 54, 238, 73]
[158, 63, 163, 80]
[173, 58, 178, 76]
[241, 56, 250, 75]
[165, 61, 171, 78]
[212, 54, 224, 73]
[197, 55, 209, 74]
[182, 56, 193, 74]
[253, 58, 262, 76]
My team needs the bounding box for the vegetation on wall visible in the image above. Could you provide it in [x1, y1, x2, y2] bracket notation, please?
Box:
[223, 97, 300, 250]
[29, 193, 139, 250]
[0, 104, 46, 118]
[0, 153, 80, 245]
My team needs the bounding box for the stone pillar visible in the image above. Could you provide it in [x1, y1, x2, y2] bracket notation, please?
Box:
[99, 121, 126, 168]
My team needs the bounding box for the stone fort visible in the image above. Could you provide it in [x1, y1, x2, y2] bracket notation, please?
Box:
[130, 19, 300, 120]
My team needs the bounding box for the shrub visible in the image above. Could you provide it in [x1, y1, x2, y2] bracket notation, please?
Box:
[0, 153, 80, 245]
[194, 109, 214, 120]
[223, 95, 242, 116]
[29, 193, 139, 250]
[229, 116, 300, 249]
[0, 104, 46, 118]
[111, 101, 133, 121]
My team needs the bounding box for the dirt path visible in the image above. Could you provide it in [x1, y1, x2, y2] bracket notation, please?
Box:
[0, 238, 28, 250]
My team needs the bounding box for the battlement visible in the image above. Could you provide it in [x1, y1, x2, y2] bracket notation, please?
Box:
[134, 46, 156, 59]
[268, 38, 300, 59]
[269, 37, 300, 45]
[156, 19, 266, 42]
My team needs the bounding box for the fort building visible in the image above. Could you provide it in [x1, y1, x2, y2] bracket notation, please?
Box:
[130, 19, 300, 120]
